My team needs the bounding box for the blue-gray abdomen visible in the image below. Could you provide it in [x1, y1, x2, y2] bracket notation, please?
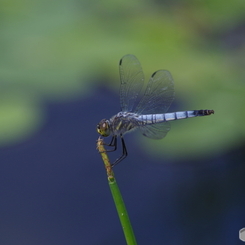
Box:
[138, 110, 214, 124]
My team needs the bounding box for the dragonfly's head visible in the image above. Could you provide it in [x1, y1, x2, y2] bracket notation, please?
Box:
[97, 119, 111, 137]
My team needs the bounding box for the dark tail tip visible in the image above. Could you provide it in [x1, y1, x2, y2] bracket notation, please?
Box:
[198, 109, 214, 116]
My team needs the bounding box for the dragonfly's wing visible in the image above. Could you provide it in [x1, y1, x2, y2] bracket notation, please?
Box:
[139, 122, 171, 139]
[135, 70, 175, 114]
[119, 54, 145, 112]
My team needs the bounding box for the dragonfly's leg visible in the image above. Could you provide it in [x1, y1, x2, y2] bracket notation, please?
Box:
[104, 135, 117, 152]
[111, 135, 128, 167]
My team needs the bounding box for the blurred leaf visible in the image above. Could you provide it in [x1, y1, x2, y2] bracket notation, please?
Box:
[0, 88, 43, 146]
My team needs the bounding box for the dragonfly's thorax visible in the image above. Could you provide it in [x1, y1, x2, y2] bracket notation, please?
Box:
[110, 112, 139, 136]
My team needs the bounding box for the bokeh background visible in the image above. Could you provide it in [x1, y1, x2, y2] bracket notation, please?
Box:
[0, 0, 245, 244]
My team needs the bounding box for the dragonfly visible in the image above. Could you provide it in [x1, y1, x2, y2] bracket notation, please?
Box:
[97, 54, 214, 166]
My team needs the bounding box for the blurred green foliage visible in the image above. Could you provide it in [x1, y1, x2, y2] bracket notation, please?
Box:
[0, 0, 244, 159]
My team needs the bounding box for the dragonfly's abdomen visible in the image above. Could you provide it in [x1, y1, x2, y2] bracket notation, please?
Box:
[138, 110, 214, 124]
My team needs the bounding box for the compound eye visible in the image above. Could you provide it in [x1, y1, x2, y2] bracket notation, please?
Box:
[96, 119, 110, 137]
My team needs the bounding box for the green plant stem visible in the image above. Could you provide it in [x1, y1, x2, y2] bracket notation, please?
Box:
[97, 138, 137, 245]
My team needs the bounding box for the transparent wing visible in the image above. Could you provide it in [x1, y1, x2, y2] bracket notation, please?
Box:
[135, 70, 175, 114]
[139, 122, 171, 139]
[119, 54, 145, 112]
